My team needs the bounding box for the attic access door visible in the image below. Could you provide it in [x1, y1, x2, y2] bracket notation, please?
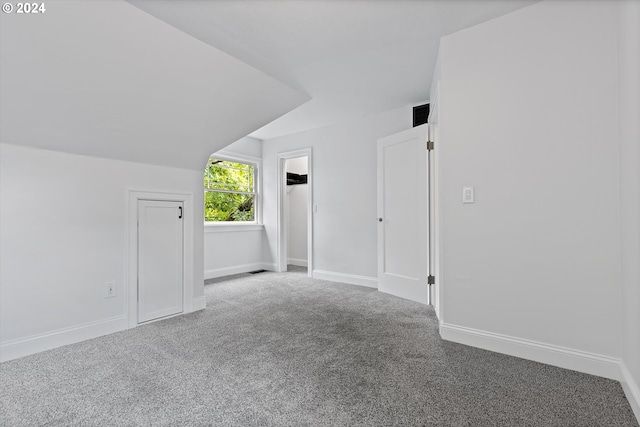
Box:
[138, 200, 184, 323]
[377, 125, 429, 304]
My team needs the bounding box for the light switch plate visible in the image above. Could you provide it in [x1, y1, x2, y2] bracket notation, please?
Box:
[462, 186, 475, 204]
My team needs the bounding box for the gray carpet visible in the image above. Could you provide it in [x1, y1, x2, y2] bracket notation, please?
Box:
[1, 268, 637, 426]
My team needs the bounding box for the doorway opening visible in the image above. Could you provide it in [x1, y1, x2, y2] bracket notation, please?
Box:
[277, 149, 313, 277]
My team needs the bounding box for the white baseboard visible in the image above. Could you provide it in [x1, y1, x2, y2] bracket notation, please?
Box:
[312, 270, 378, 289]
[621, 363, 640, 422]
[0, 315, 127, 363]
[205, 262, 271, 280]
[261, 263, 277, 272]
[439, 322, 621, 380]
[288, 258, 308, 267]
[192, 296, 207, 311]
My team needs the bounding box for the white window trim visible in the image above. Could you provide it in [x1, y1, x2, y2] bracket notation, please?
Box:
[204, 223, 264, 233]
[204, 150, 262, 227]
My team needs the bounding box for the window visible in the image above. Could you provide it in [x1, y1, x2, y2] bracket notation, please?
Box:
[204, 157, 256, 222]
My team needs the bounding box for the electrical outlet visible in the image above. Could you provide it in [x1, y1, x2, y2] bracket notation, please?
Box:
[104, 282, 116, 298]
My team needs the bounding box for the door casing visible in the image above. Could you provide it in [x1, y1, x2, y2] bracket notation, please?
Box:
[276, 148, 313, 276]
[428, 83, 443, 321]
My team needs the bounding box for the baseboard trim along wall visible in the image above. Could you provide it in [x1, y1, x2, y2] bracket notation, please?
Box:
[204, 262, 275, 280]
[0, 315, 127, 363]
[287, 258, 308, 267]
[439, 322, 622, 381]
[621, 363, 640, 422]
[1, 294, 209, 362]
[262, 263, 277, 272]
[193, 296, 207, 311]
[312, 270, 378, 289]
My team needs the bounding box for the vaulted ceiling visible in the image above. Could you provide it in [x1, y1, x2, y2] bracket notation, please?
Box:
[128, 0, 538, 140]
[0, 1, 308, 170]
[0, 1, 537, 170]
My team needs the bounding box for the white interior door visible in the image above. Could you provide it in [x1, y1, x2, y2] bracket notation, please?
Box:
[138, 200, 184, 323]
[377, 124, 429, 304]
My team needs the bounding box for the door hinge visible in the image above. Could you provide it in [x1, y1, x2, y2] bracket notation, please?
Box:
[428, 275, 435, 285]
[426, 140, 434, 151]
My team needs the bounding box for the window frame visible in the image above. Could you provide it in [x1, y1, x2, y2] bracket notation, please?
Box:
[203, 152, 261, 227]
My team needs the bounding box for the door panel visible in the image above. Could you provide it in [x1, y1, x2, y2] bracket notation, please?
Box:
[377, 125, 428, 304]
[138, 200, 184, 323]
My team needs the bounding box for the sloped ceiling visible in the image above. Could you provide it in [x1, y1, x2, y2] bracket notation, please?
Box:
[0, 0, 308, 170]
[128, 0, 538, 140]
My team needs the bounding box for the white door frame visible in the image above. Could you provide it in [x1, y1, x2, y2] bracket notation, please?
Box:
[428, 82, 443, 322]
[276, 148, 313, 277]
[126, 189, 194, 328]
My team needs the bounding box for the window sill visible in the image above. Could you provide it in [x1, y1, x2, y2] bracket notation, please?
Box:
[204, 223, 264, 233]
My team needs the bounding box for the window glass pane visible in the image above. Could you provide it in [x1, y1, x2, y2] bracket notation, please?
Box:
[204, 192, 254, 222]
[205, 159, 254, 192]
[204, 158, 256, 222]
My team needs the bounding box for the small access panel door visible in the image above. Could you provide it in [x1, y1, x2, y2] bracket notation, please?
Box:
[138, 200, 184, 323]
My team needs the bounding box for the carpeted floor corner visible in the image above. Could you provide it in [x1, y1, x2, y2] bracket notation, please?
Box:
[1, 268, 637, 426]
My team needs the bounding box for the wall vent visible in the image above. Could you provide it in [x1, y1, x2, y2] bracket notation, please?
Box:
[413, 103, 430, 127]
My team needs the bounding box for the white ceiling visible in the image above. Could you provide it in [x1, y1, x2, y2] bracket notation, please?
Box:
[128, 0, 538, 140]
[0, 1, 307, 170]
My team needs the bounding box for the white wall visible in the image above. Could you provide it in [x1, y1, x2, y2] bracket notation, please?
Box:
[204, 137, 268, 279]
[0, 143, 204, 361]
[216, 136, 262, 160]
[618, 0, 640, 419]
[262, 105, 413, 286]
[204, 226, 264, 279]
[430, 48, 441, 107]
[286, 157, 308, 266]
[285, 157, 308, 175]
[437, 0, 623, 379]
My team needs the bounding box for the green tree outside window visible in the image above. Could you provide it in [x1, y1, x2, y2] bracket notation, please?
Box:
[204, 158, 256, 222]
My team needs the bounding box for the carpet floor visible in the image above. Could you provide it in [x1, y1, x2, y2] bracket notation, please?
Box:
[1, 268, 637, 426]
